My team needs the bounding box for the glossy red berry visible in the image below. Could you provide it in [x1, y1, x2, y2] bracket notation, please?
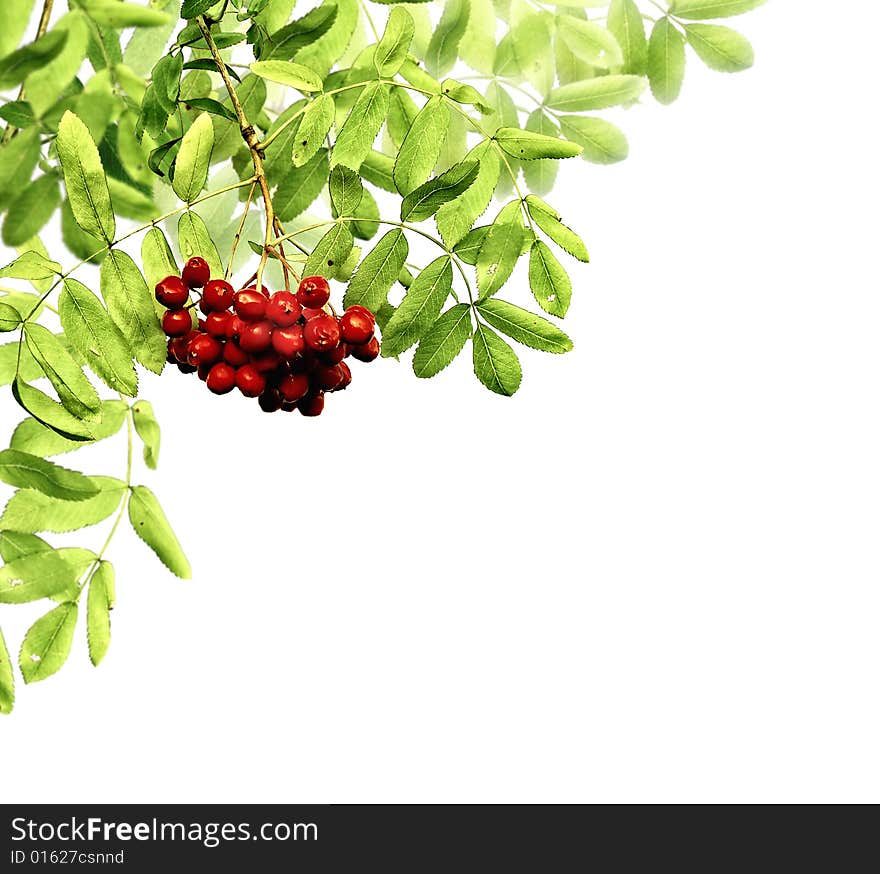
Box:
[265, 291, 302, 327]
[233, 288, 267, 321]
[223, 342, 249, 367]
[251, 351, 281, 374]
[155, 276, 189, 308]
[301, 306, 325, 320]
[227, 315, 246, 339]
[278, 372, 310, 403]
[339, 309, 374, 345]
[271, 324, 304, 358]
[303, 314, 340, 352]
[319, 343, 347, 365]
[258, 389, 283, 413]
[169, 334, 191, 363]
[335, 361, 352, 391]
[312, 364, 345, 392]
[206, 362, 236, 395]
[162, 309, 193, 337]
[182, 257, 210, 288]
[239, 320, 274, 353]
[187, 334, 223, 367]
[202, 279, 235, 312]
[205, 311, 232, 338]
[235, 364, 266, 398]
[298, 393, 325, 417]
[197, 363, 211, 382]
[346, 304, 376, 324]
[350, 336, 380, 362]
[296, 275, 331, 308]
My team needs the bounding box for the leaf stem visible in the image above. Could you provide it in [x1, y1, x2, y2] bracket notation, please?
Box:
[226, 180, 258, 280]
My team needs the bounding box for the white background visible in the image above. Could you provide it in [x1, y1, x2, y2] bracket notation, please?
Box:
[2, 1, 879, 803]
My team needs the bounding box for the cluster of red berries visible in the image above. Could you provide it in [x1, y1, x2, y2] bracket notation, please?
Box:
[157, 257, 380, 416]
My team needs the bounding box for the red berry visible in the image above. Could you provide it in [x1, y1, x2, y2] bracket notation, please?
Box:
[182, 257, 210, 288]
[197, 363, 212, 382]
[301, 307, 325, 320]
[223, 342, 249, 367]
[258, 389, 283, 413]
[251, 351, 281, 374]
[319, 343, 347, 365]
[205, 311, 232, 338]
[155, 276, 188, 308]
[205, 363, 235, 394]
[281, 401, 298, 413]
[233, 288, 267, 321]
[203, 279, 235, 312]
[271, 324, 305, 359]
[335, 361, 352, 391]
[239, 320, 273, 353]
[346, 304, 376, 324]
[313, 364, 345, 392]
[298, 393, 325, 417]
[296, 275, 331, 308]
[265, 291, 302, 327]
[169, 334, 191, 363]
[278, 372, 310, 403]
[187, 334, 223, 367]
[303, 314, 340, 352]
[339, 309, 374, 345]
[162, 309, 193, 337]
[227, 315, 246, 340]
[177, 362, 197, 374]
[235, 364, 266, 398]
[350, 336, 380, 362]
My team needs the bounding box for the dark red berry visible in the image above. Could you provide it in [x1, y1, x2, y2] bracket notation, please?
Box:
[339, 309, 374, 345]
[301, 306, 325, 320]
[205, 311, 232, 338]
[281, 401, 298, 413]
[155, 276, 188, 308]
[169, 335, 191, 363]
[182, 257, 210, 288]
[223, 342, 249, 367]
[187, 334, 223, 367]
[319, 343, 347, 365]
[265, 291, 302, 327]
[335, 361, 352, 391]
[350, 336, 380, 362]
[298, 393, 325, 417]
[313, 364, 345, 392]
[303, 314, 340, 352]
[162, 309, 193, 337]
[258, 389, 283, 413]
[206, 362, 236, 395]
[296, 275, 331, 308]
[251, 351, 281, 374]
[197, 363, 211, 382]
[203, 279, 235, 312]
[227, 315, 246, 339]
[177, 362, 197, 374]
[235, 364, 266, 398]
[233, 288, 267, 321]
[239, 320, 273, 353]
[271, 324, 304, 358]
[278, 372, 310, 403]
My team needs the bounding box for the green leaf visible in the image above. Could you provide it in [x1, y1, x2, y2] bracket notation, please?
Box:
[0, 531, 51, 563]
[263, 2, 339, 61]
[56, 111, 116, 243]
[669, 0, 766, 19]
[608, 0, 648, 74]
[2, 174, 61, 247]
[329, 165, 364, 217]
[132, 400, 161, 470]
[435, 142, 499, 248]
[453, 225, 489, 265]
[360, 150, 396, 192]
[82, 0, 173, 26]
[172, 112, 214, 202]
[59, 278, 138, 397]
[374, 7, 414, 77]
[0, 30, 68, 90]
[400, 160, 479, 223]
[344, 228, 409, 312]
[476, 201, 525, 299]
[0, 550, 78, 604]
[87, 561, 114, 667]
[494, 11, 554, 97]
[303, 223, 354, 280]
[546, 75, 647, 112]
[12, 380, 98, 442]
[10, 402, 127, 457]
[182, 57, 241, 82]
[472, 322, 522, 396]
[648, 18, 687, 104]
[332, 81, 389, 170]
[184, 97, 237, 123]
[23, 324, 102, 420]
[211, 75, 266, 162]
[25, 12, 90, 119]
[525, 195, 590, 263]
[128, 486, 191, 579]
[0, 303, 20, 332]
[685, 24, 754, 72]
[0, 0, 33, 65]
[495, 127, 582, 160]
[522, 110, 560, 196]
[178, 210, 223, 279]
[294, 0, 357, 78]
[413, 303, 472, 378]
[393, 95, 450, 196]
[0, 127, 40, 212]
[0, 477, 126, 534]
[0, 251, 61, 282]
[556, 16, 624, 69]
[0, 627, 13, 714]
[425, 0, 470, 78]
[19, 602, 78, 684]
[0, 101, 35, 129]
[558, 115, 629, 164]
[249, 60, 324, 91]
[0, 449, 98, 502]
[292, 94, 335, 167]
[0, 340, 41, 388]
[476, 299, 573, 353]
[141, 227, 179, 289]
[440, 79, 491, 114]
[529, 240, 573, 318]
[459, 0, 495, 74]
[351, 187, 380, 240]
[180, 0, 217, 18]
[100, 251, 167, 375]
[381, 255, 453, 357]
[274, 149, 329, 221]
